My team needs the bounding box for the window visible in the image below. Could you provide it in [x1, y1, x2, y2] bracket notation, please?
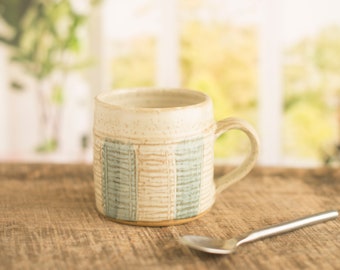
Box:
[281, 0, 340, 165]
[1, 0, 340, 166]
[101, 0, 260, 162]
[99, 0, 340, 166]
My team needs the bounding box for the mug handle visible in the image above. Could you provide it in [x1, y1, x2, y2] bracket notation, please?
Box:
[214, 117, 260, 194]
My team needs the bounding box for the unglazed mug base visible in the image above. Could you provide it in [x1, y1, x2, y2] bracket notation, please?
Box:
[97, 207, 211, 227]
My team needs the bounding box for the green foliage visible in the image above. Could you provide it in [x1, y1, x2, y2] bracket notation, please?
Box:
[35, 138, 58, 153]
[181, 22, 258, 112]
[284, 102, 335, 158]
[283, 25, 340, 160]
[0, 0, 94, 81]
[110, 20, 258, 158]
[108, 5, 340, 162]
[0, 0, 35, 46]
[314, 26, 340, 72]
[51, 85, 64, 105]
[111, 37, 156, 88]
[180, 21, 258, 158]
[0, 0, 101, 153]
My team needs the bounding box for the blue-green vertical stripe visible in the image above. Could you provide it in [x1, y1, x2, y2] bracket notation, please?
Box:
[102, 139, 137, 221]
[175, 137, 204, 219]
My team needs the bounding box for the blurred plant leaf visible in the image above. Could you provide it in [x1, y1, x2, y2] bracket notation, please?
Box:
[0, 0, 100, 81]
[35, 139, 58, 153]
[10, 81, 24, 91]
[51, 85, 64, 105]
[0, 0, 36, 45]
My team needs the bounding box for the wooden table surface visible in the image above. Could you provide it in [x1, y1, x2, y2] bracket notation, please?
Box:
[0, 163, 339, 270]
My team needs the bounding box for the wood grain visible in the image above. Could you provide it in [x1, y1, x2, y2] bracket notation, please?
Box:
[0, 163, 339, 270]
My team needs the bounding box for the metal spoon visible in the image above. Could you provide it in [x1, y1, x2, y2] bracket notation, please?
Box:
[179, 210, 338, 254]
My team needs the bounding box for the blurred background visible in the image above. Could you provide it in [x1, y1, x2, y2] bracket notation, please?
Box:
[0, 0, 340, 166]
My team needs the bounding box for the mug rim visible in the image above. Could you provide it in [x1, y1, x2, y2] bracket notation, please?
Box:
[95, 87, 211, 112]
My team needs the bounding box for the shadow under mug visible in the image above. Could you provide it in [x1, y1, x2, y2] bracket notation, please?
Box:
[93, 88, 259, 226]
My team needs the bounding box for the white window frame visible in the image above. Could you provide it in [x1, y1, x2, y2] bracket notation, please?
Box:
[258, 0, 283, 165]
[0, 46, 9, 158]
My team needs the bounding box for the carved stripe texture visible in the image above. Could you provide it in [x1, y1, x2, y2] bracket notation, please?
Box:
[99, 137, 213, 222]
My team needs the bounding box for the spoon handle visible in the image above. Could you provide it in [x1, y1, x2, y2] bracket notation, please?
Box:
[237, 210, 338, 246]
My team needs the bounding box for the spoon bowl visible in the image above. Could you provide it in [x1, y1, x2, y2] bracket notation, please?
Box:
[180, 235, 238, 254]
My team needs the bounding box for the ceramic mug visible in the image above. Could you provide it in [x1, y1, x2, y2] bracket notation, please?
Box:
[93, 88, 259, 226]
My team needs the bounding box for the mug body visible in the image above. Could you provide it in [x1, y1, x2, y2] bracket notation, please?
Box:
[93, 88, 216, 226]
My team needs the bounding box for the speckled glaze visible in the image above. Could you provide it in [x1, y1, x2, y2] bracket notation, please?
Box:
[93, 88, 259, 226]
